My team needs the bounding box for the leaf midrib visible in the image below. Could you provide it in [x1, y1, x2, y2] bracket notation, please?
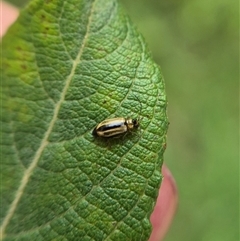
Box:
[0, 1, 96, 238]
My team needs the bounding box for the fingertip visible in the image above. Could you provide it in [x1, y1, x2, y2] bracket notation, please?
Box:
[1, 1, 19, 37]
[149, 164, 178, 241]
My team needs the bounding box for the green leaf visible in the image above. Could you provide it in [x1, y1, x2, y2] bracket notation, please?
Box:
[0, 0, 168, 240]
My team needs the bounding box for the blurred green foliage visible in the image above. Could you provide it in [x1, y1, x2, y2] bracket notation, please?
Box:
[5, 0, 239, 240]
[6, 0, 27, 7]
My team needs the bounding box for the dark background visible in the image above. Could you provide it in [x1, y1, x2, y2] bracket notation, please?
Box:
[5, 0, 239, 240]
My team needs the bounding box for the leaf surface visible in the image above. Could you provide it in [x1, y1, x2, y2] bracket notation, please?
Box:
[0, 0, 168, 240]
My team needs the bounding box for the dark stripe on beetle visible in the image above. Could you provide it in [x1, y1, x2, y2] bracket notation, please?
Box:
[98, 122, 126, 132]
[92, 123, 126, 137]
[102, 125, 127, 135]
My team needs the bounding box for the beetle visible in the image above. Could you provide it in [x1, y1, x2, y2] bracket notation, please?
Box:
[92, 117, 139, 138]
[92, 96, 142, 138]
